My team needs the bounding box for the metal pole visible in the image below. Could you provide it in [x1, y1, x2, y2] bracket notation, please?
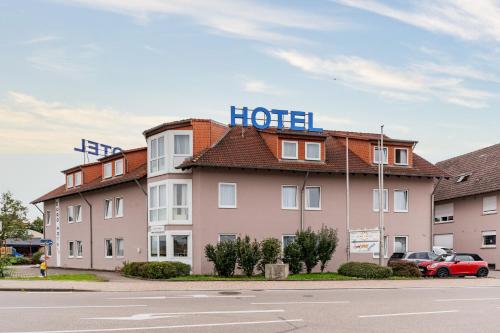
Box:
[378, 125, 385, 266]
[346, 136, 350, 262]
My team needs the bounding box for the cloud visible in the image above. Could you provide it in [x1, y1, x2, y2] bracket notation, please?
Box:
[0, 91, 177, 153]
[21, 35, 61, 45]
[61, 0, 336, 43]
[336, 0, 500, 42]
[242, 79, 285, 96]
[268, 49, 495, 109]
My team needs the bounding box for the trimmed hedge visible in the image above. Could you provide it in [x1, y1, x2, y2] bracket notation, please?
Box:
[388, 261, 421, 277]
[122, 262, 191, 279]
[338, 262, 392, 279]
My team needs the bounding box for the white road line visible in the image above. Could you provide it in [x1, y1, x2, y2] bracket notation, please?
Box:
[251, 301, 349, 305]
[85, 309, 285, 321]
[0, 319, 304, 333]
[359, 310, 459, 318]
[0, 305, 147, 310]
[109, 295, 256, 300]
[436, 298, 500, 302]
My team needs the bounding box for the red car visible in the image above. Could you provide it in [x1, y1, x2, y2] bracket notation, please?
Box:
[418, 253, 489, 278]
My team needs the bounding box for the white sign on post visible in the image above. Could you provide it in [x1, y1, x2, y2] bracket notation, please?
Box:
[349, 229, 380, 254]
[55, 199, 61, 267]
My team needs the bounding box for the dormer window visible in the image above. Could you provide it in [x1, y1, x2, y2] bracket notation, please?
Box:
[103, 162, 112, 179]
[74, 171, 82, 186]
[394, 148, 408, 166]
[282, 141, 298, 160]
[373, 146, 388, 164]
[456, 173, 471, 183]
[115, 159, 124, 176]
[305, 142, 321, 161]
[66, 174, 74, 188]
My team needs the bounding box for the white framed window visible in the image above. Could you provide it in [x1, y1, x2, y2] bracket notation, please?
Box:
[172, 235, 189, 257]
[149, 182, 167, 223]
[66, 174, 73, 188]
[483, 195, 497, 215]
[282, 235, 296, 251]
[394, 190, 409, 213]
[171, 131, 193, 171]
[434, 203, 454, 223]
[148, 133, 166, 175]
[103, 162, 112, 179]
[372, 189, 389, 212]
[394, 236, 408, 253]
[45, 211, 51, 226]
[104, 199, 113, 219]
[116, 238, 124, 257]
[394, 148, 408, 165]
[74, 205, 82, 223]
[167, 230, 192, 266]
[67, 206, 75, 223]
[115, 197, 124, 218]
[105, 239, 113, 258]
[76, 241, 83, 258]
[218, 234, 237, 243]
[373, 146, 388, 164]
[68, 241, 74, 257]
[115, 159, 124, 176]
[149, 233, 167, 260]
[282, 140, 298, 160]
[305, 186, 321, 210]
[482, 231, 496, 248]
[219, 183, 237, 208]
[74, 171, 82, 186]
[282, 185, 298, 209]
[172, 183, 189, 222]
[305, 142, 321, 161]
[373, 235, 388, 258]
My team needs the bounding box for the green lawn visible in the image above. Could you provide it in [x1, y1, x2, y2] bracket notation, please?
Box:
[167, 272, 355, 281]
[2, 274, 106, 282]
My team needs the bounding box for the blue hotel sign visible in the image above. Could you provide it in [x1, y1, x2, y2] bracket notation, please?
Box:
[230, 106, 323, 133]
[74, 139, 122, 156]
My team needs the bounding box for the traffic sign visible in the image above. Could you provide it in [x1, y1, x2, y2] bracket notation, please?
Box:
[41, 239, 53, 246]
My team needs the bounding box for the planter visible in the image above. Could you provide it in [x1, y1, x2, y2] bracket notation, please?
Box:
[265, 263, 289, 280]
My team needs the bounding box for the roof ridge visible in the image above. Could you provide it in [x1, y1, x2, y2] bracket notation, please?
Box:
[437, 143, 500, 166]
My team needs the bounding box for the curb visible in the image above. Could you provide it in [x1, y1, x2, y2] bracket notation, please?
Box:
[0, 288, 94, 292]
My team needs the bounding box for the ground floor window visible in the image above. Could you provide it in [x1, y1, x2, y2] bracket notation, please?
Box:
[482, 231, 496, 248]
[150, 234, 167, 259]
[173, 235, 188, 257]
[68, 241, 74, 257]
[394, 236, 408, 253]
[116, 238, 125, 257]
[148, 231, 192, 266]
[282, 235, 296, 250]
[218, 234, 237, 242]
[76, 241, 83, 258]
[105, 239, 113, 258]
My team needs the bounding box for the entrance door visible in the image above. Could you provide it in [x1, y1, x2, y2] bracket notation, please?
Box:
[434, 234, 453, 249]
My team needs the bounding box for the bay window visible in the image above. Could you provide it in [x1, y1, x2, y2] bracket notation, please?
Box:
[149, 135, 165, 174]
[173, 235, 188, 257]
[149, 184, 167, 223]
[172, 184, 188, 221]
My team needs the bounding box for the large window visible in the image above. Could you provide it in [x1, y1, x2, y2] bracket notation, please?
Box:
[75, 171, 82, 186]
[483, 196, 497, 215]
[76, 241, 83, 257]
[395, 148, 408, 165]
[173, 235, 188, 257]
[116, 238, 124, 257]
[305, 186, 321, 210]
[104, 199, 113, 219]
[45, 211, 51, 226]
[305, 142, 321, 161]
[372, 189, 389, 212]
[219, 183, 237, 208]
[67, 206, 75, 223]
[172, 184, 188, 220]
[435, 203, 454, 223]
[394, 190, 409, 212]
[282, 141, 298, 160]
[373, 146, 388, 164]
[115, 159, 124, 176]
[282, 185, 298, 209]
[105, 239, 113, 258]
[103, 162, 112, 179]
[482, 231, 496, 248]
[149, 135, 165, 174]
[68, 241, 74, 257]
[149, 184, 167, 223]
[394, 236, 408, 253]
[115, 197, 124, 218]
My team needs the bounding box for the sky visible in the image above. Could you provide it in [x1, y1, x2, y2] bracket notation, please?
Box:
[1, 0, 500, 220]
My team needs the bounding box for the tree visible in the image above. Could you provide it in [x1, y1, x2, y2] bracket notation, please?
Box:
[0, 192, 29, 243]
[29, 217, 44, 233]
[283, 241, 302, 274]
[204, 240, 238, 277]
[258, 238, 281, 274]
[296, 228, 319, 273]
[317, 226, 338, 272]
[236, 236, 261, 277]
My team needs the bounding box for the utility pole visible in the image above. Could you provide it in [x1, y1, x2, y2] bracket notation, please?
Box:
[346, 136, 350, 262]
[378, 125, 385, 266]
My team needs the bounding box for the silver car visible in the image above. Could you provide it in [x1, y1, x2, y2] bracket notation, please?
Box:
[389, 251, 439, 265]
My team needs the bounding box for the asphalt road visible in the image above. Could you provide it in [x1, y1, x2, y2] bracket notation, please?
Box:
[2, 285, 500, 332]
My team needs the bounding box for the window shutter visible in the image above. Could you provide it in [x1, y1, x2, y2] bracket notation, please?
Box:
[435, 203, 454, 218]
[483, 196, 497, 213]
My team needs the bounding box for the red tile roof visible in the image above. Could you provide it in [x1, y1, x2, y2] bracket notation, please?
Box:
[179, 126, 445, 177]
[435, 143, 500, 201]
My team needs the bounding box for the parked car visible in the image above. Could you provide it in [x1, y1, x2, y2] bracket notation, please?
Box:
[432, 246, 454, 256]
[388, 251, 438, 265]
[418, 253, 489, 278]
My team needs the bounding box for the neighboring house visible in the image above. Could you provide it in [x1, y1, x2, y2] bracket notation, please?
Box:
[32, 148, 148, 270]
[6, 230, 44, 256]
[434, 144, 500, 270]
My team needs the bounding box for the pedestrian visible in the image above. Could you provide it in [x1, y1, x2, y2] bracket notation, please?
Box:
[40, 258, 47, 278]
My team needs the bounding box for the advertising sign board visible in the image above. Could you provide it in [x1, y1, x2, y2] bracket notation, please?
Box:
[350, 229, 380, 254]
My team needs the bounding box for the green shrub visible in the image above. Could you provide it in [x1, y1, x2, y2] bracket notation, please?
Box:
[338, 262, 393, 279]
[283, 241, 302, 274]
[388, 261, 421, 278]
[258, 238, 281, 274]
[236, 236, 261, 277]
[121, 261, 190, 279]
[296, 228, 319, 273]
[32, 251, 44, 265]
[205, 240, 238, 277]
[317, 226, 338, 272]
[8, 256, 32, 265]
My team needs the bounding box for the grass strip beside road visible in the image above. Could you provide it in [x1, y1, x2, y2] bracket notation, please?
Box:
[1, 273, 106, 282]
[168, 272, 356, 281]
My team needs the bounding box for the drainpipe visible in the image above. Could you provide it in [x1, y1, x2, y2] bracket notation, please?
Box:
[300, 171, 310, 231]
[79, 192, 93, 269]
[430, 177, 443, 250]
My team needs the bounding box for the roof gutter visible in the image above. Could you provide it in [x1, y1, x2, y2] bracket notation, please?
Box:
[78, 192, 93, 269]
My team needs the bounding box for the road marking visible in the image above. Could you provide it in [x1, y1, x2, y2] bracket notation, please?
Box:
[109, 294, 256, 300]
[359, 310, 459, 318]
[251, 301, 349, 305]
[0, 305, 147, 310]
[85, 309, 285, 321]
[436, 298, 500, 302]
[1, 319, 304, 333]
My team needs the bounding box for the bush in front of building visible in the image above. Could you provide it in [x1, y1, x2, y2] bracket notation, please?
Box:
[236, 236, 261, 277]
[296, 228, 320, 273]
[317, 226, 339, 273]
[122, 261, 191, 279]
[258, 238, 281, 274]
[283, 241, 302, 274]
[8, 256, 32, 265]
[205, 240, 238, 277]
[388, 261, 421, 278]
[338, 262, 393, 279]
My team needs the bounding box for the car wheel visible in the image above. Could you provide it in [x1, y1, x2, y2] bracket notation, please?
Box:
[476, 267, 489, 278]
[436, 267, 449, 278]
